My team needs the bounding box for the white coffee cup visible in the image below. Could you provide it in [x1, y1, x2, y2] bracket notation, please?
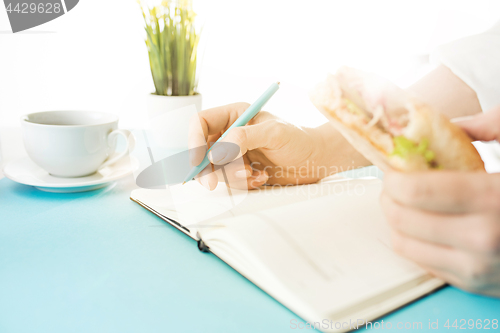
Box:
[21, 111, 134, 178]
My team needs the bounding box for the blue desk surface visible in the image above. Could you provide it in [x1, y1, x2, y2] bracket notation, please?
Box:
[1, 171, 499, 333]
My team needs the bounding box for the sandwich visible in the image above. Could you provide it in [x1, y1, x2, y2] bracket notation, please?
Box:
[310, 67, 485, 172]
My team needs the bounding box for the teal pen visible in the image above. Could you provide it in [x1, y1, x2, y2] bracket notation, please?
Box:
[183, 81, 280, 184]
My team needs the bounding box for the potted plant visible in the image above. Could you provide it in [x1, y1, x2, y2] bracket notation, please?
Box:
[139, 0, 202, 147]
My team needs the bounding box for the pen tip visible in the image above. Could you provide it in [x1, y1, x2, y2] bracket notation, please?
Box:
[182, 181, 187, 185]
[277, 81, 280, 85]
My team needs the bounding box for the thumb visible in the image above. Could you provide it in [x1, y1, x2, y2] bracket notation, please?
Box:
[455, 106, 500, 142]
[208, 120, 284, 165]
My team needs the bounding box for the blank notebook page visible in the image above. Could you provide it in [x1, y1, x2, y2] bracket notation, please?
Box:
[198, 180, 432, 321]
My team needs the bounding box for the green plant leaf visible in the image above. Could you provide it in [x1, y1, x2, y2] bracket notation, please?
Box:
[139, 0, 200, 96]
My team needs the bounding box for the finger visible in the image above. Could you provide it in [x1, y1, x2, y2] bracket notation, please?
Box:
[390, 230, 466, 275]
[196, 164, 217, 191]
[188, 144, 208, 169]
[422, 266, 465, 289]
[215, 169, 268, 190]
[381, 192, 486, 252]
[208, 120, 289, 165]
[224, 162, 253, 181]
[188, 103, 250, 166]
[223, 155, 267, 190]
[391, 230, 500, 294]
[247, 170, 269, 189]
[213, 163, 269, 190]
[383, 171, 500, 213]
[213, 163, 253, 189]
[422, 260, 500, 296]
[455, 106, 500, 142]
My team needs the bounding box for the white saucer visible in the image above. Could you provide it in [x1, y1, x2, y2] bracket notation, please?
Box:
[3, 156, 139, 193]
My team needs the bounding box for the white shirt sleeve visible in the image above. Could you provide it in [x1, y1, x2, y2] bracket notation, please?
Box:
[430, 21, 500, 113]
[430, 22, 500, 173]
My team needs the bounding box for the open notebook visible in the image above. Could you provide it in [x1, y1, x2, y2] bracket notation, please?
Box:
[130, 176, 444, 332]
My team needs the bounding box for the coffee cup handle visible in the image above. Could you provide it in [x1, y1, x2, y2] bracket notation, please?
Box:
[99, 129, 135, 169]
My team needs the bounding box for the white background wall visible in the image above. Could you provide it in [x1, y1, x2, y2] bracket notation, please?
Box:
[1, 0, 499, 129]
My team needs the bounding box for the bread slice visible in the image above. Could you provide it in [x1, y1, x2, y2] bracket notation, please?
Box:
[310, 67, 485, 172]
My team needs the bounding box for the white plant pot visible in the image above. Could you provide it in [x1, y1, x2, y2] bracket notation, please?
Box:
[146, 93, 202, 150]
